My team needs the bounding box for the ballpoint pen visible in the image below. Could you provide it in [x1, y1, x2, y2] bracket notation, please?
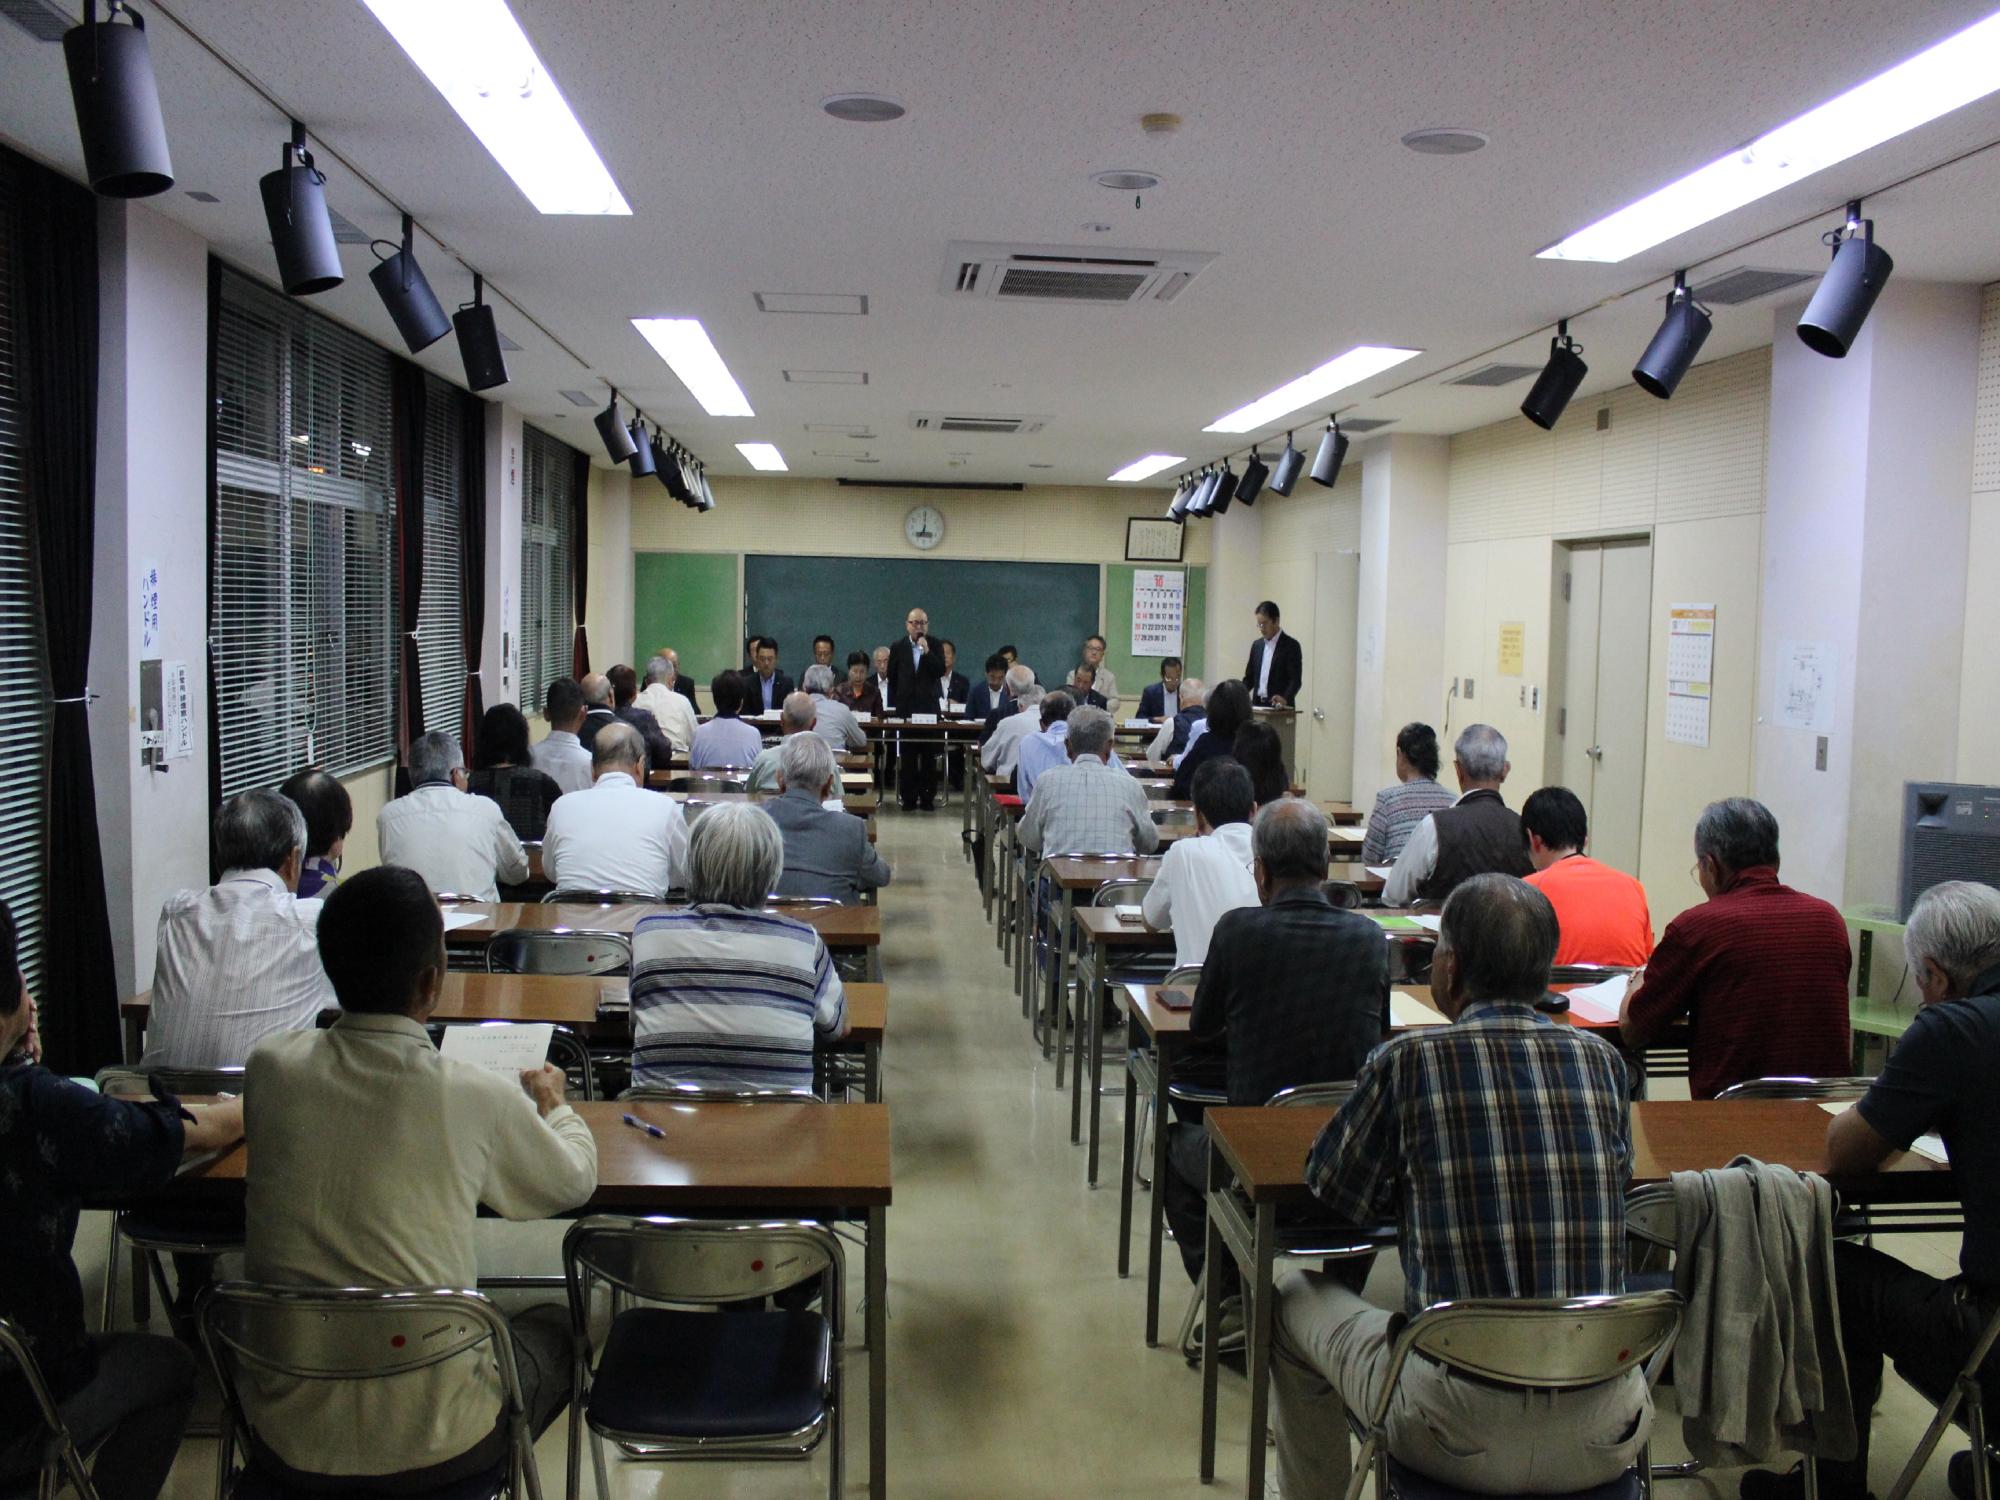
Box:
[621, 1113, 666, 1140]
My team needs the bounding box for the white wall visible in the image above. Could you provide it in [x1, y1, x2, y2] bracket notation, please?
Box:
[1955, 282, 2000, 779]
[89, 200, 212, 997]
[1353, 437, 1449, 809]
[586, 465, 634, 673]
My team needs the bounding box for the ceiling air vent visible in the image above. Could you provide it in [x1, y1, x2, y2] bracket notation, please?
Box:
[944, 240, 1217, 307]
[1340, 418, 1395, 433]
[323, 207, 372, 246]
[1692, 266, 1817, 305]
[1448, 362, 1542, 387]
[0, 0, 71, 42]
[910, 412, 1049, 436]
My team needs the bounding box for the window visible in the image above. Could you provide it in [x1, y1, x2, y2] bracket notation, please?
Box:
[417, 377, 467, 738]
[518, 423, 575, 716]
[210, 267, 395, 797]
[0, 178, 50, 989]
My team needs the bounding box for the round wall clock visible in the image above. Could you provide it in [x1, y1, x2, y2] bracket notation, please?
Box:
[904, 504, 945, 551]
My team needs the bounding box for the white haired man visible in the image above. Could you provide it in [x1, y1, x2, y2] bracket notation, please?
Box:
[378, 731, 527, 903]
[765, 733, 891, 904]
[541, 722, 689, 899]
[1381, 722, 1532, 907]
[635, 654, 699, 753]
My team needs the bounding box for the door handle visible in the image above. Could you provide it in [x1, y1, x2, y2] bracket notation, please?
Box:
[1586, 745, 1604, 761]
[1312, 708, 1326, 722]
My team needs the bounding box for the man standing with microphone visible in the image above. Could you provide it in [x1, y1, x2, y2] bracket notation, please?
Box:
[888, 606, 948, 810]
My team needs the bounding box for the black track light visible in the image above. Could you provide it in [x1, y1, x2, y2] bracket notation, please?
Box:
[63, 1, 172, 197]
[1310, 416, 1349, 487]
[1210, 461, 1239, 515]
[1167, 476, 1192, 522]
[453, 274, 509, 391]
[594, 390, 636, 463]
[1521, 320, 1588, 431]
[1237, 448, 1268, 506]
[1798, 201, 1893, 359]
[1267, 432, 1305, 497]
[260, 121, 342, 296]
[367, 213, 450, 353]
[697, 467, 717, 512]
[627, 420, 657, 478]
[1633, 271, 1711, 400]
[663, 441, 693, 504]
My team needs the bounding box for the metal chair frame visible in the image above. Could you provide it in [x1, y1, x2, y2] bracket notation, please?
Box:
[197, 1283, 544, 1500]
[1129, 964, 1203, 1191]
[540, 889, 662, 906]
[484, 930, 632, 976]
[560, 1215, 844, 1500]
[1032, 851, 1142, 1066]
[1339, 1291, 1684, 1500]
[1714, 1076, 1876, 1102]
[1886, 1302, 2000, 1500]
[0, 1316, 101, 1500]
[93, 1067, 247, 1333]
[619, 1085, 823, 1104]
[1323, 880, 1364, 910]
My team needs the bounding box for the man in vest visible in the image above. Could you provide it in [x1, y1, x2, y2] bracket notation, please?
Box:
[1382, 723, 1532, 906]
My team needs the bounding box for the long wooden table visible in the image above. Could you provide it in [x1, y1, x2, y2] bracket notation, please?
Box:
[1196, 1098, 1954, 1499]
[118, 978, 891, 1103]
[440, 901, 880, 949]
[161, 1100, 894, 1499]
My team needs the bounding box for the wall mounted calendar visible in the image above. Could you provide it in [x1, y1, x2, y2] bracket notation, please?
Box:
[1131, 570, 1186, 657]
[1665, 603, 1715, 747]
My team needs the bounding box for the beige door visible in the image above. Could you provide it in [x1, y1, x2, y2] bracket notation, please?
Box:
[1549, 539, 1653, 874]
[1303, 551, 1360, 800]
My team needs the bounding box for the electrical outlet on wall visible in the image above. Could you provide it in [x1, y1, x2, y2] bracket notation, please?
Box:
[1532, 686, 1540, 711]
[1463, 677, 1475, 700]
[1519, 686, 1526, 707]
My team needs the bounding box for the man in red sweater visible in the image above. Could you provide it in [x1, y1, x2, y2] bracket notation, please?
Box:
[1620, 797, 1850, 1099]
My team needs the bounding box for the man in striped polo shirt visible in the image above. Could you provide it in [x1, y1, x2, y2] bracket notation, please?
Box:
[629, 802, 847, 1093]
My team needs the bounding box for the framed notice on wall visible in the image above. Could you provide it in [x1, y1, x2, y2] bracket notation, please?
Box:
[1132, 570, 1186, 656]
[1126, 517, 1185, 563]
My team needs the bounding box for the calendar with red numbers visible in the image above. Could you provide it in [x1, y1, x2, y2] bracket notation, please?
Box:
[1131, 570, 1185, 657]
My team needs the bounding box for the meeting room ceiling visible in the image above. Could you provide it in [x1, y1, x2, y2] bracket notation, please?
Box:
[5, 0, 2000, 486]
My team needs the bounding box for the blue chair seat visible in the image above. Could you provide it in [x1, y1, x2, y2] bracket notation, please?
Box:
[1385, 1455, 1640, 1500]
[232, 1457, 508, 1500]
[587, 1306, 830, 1441]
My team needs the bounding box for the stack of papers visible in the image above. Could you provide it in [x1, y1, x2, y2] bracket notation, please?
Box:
[1390, 990, 1448, 1028]
[1114, 905, 1145, 924]
[1366, 865, 1394, 880]
[1817, 1102, 1947, 1163]
[1561, 974, 1631, 1025]
[441, 909, 486, 933]
[1329, 826, 1365, 844]
[440, 1022, 553, 1079]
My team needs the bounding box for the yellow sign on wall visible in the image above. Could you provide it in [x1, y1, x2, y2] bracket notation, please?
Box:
[1497, 621, 1525, 677]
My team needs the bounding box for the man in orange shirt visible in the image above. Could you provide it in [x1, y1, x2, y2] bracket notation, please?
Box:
[1521, 787, 1653, 968]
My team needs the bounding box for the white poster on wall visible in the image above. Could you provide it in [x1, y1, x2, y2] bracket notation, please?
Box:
[1131, 570, 1185, 657]
[164, 660, 193, 760]
[1774, 639, 1837, 732]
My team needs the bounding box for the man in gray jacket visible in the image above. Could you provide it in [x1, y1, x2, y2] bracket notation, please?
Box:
[802, 664, 867, 753]
[764, 733, 890, 904]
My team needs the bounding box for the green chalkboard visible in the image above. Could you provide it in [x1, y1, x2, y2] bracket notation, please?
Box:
[742, 555, 1100, 688]
[633, 552, 739, 688]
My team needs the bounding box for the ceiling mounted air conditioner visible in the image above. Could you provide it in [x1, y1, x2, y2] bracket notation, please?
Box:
[943, 240, 1217, 306]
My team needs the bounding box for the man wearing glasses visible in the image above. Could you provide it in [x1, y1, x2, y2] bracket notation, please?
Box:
[886, 607, 948, 810]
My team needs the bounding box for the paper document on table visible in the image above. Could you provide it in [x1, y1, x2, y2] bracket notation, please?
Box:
[1330, 826, 1364, 843]
[910, 713, 938, 725]
[1409, 914, 1444, 933]
[1115, 905, 1145, 924]
[1367, 865, 1394, 880]
[1124, 718, 1154, 730]
[1816, 1102, 1946, 1162]
[1390, 991, 1448, 1028]
[1562, 975, 1630, 1025]
[596, 981, 629, 1016]
[440, 1023, 553, 1079]
[855, 712, 874, 722]
[441, 909, 485, 933]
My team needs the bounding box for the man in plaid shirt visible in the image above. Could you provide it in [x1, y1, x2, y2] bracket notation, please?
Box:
[1270, 874, 1650, 1499]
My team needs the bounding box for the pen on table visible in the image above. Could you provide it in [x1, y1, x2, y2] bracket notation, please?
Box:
[621, 1113, 666, 1140]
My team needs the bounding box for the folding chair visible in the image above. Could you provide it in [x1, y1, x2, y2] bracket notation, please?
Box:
[1323, 880, 1365, 910]
[561, 1216, 843, 1500]
[619, 1084, 822, 1104]
[1886, 1303, 2000, 1500]
[198, 1284, 544, 1500]
[1714, 1077, 1874, 1102]
[0, 1315, 101, 1500]
[93, 1067, 247, 1334]
[1130, 963, 1204, 1191]
[485, 930, 631, 976]
[1341, 1291, 1684, 1500]
[540, 890, 661, 906]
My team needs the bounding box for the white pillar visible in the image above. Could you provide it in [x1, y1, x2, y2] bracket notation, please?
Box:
[1753, 281, 1980, 907]
[482, 402, 524, 707]
[1351, 434, 1449, 811]
[1203, 497, 1262, 690]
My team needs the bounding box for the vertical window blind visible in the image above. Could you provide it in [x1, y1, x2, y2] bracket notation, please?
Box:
[418, 376, 467, 738]
[211, 267, 395, 797]
[518, 423, 575, 716]
[0, 178, 50, 990]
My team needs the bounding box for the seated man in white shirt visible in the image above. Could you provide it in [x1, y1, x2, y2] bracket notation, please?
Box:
[378, 731, 529, 902]
[801, 663, 867, 753]
[746, 694, 818, 793]
[542, 722, 690, 899]
[1143, 758, 1260, 968]
[243, 866, 597, 1490]
[979, 668, 1045, 783]
[634, 654, 700, 754]
[529, 676, 593, 794]
[147, 788, 336, 1070]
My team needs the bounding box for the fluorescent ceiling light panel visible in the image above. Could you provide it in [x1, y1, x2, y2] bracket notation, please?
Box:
[361, 0, 630, 215]
[1107, 453, 1186, 482]
[630, 318, 755, 416]
[736, 442, 788, 471]
[1540, 8, 2000, 262]
[1203, 346, 1423, 433]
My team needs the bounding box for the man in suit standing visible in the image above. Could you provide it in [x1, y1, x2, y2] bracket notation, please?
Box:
[1243, 600, 1303, 708]
[887, 606, 948, 810]
[1138, 657, 1184, 721]
[747, 638, 795, 714]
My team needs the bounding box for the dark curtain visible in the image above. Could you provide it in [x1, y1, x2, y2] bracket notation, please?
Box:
[570, 448, 590, 679]
[391, 359, 427, 756]
[9, 153, 116, 1072]
[459, 388, 486, 760]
